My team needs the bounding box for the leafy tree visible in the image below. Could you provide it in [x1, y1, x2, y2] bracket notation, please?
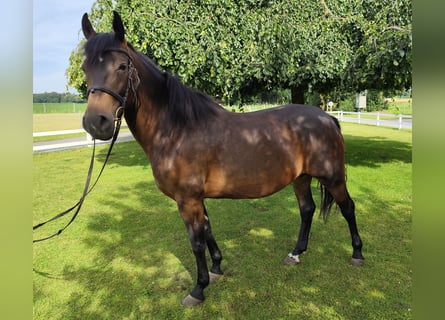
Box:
[66, 0, 411, 104]
[338, 0, 412, 93]
[33, 92, 61, 103]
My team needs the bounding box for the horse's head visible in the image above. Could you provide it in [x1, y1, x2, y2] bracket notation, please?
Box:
[81, 12, 137, 140]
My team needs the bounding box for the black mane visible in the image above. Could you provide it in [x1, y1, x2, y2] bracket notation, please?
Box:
[163, 72, 222, 130]
[132, 49, 223, 131]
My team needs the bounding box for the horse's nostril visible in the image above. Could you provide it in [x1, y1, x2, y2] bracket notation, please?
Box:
[93, 115, 113, 135]
[98, 115, 108, 127]
[83, 112, 114, 140]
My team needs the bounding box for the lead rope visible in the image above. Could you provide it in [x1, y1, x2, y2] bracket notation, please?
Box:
[32, 118, 122, 242]
[33, 48, 137, 243]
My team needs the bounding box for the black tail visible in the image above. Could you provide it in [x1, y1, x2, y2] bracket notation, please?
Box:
[319, 183, 335, 222]
[330, 115, 341, 130]
[319, 116, 342, 221]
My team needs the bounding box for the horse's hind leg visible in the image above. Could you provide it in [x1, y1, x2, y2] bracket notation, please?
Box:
[284, 175, 316, 265]
[327, 182, 365, 266]
[203, 206, 223, 282]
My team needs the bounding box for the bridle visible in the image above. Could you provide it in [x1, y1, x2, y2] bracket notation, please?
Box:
[33, 48, 139, 243]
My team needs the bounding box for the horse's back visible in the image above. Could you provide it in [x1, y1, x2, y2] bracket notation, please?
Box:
[228, 104, 343, 150]
[255, 103, 339, 128]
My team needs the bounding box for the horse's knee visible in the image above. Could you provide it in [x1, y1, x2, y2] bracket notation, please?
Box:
[300, 201, 315, 219]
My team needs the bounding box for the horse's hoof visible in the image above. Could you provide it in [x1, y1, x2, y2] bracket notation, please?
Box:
[351, 258, 365, 267]
[283, 253, 300, 265]
[209, 271, 223, 283]
[182, 294, 203, 307]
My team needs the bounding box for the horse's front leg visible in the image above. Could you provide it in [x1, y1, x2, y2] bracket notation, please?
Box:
[178, 198, 210, 307]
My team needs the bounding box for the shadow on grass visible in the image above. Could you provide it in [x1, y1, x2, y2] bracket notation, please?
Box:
[41, 133, 411, 319]
[95, 141, 148, 168]
[53, 181, 411, 319]
[343, 134, 411, 168]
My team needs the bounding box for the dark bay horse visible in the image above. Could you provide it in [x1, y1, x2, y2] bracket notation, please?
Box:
[81, 12, 364, 307]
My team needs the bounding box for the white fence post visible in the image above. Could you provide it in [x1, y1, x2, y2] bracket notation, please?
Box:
[377, 112, 380, 126]
[398, 115, 403, 130]
[86, 132, 93, 145]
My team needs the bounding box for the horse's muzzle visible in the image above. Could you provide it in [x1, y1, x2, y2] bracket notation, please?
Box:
[82, 112, 115, 140]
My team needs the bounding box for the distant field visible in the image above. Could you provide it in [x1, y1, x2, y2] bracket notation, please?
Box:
[33, 113, 84, 132]
[33, 103, 87, 114]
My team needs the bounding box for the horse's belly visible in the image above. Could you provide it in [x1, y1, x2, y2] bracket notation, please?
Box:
[204, 166, 294, 199]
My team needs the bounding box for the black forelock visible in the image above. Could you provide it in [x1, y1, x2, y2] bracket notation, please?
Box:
[83, 33, 121, 64]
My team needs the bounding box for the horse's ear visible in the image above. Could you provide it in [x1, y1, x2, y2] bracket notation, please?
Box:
[81, 13, 96, 39]
[112, 11, 126, 43]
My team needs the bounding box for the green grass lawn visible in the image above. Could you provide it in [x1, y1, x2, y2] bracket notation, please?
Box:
[33, 123, 412, 319]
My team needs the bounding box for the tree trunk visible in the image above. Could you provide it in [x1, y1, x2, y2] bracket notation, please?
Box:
[290, 85, 306, 104]
[319, 93, 326, 110]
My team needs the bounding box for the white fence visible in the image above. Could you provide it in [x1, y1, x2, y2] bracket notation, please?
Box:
[328, 111, 412, 130]
[33, 126, 130, 138]
[33, 126, 133, 152]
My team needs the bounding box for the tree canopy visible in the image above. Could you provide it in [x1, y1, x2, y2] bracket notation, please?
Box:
[67, 0, 411, 104]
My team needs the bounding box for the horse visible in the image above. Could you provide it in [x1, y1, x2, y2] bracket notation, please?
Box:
[80, 12, 364, 307]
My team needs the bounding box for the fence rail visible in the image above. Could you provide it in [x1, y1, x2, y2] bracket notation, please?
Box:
[328, 111, 412, 130]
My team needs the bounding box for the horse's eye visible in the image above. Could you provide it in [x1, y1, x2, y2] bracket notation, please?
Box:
[118, 63, 127, 71]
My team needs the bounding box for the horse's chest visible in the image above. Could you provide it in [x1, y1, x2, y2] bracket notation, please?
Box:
[150, 157, 177, 198]
[150, 153, 205, 199]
